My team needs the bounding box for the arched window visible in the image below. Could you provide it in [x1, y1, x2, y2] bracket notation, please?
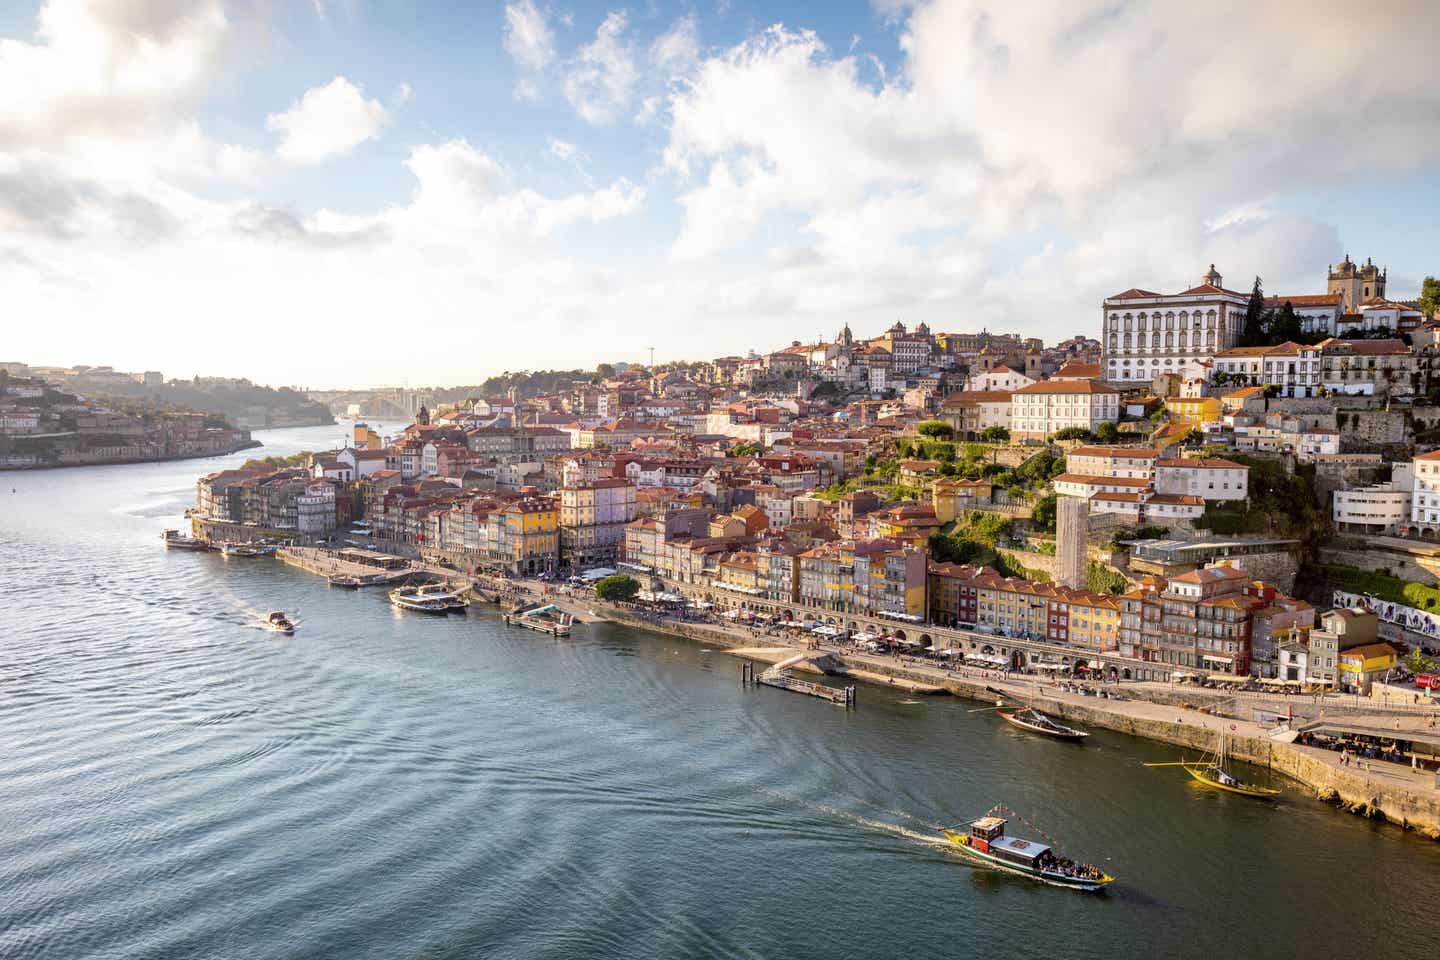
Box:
[1123, 333, 1132, 349]
[1165, 332, 1173, 348]
[1124, 314, 1132, 331]
[1206, 330, 1216, 347]
[1109, 334, 1118, 350]
[1152, 331, 1161, 348]
[1165, 312, 1175, 330]
[1178, 330, 1187, 348]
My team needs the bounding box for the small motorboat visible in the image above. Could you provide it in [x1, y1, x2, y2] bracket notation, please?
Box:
[997, 707, 1089, 741]
[161, 529, 211, 551]
[264, 611, 296, 634]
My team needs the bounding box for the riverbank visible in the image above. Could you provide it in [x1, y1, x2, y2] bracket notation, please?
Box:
[565, 595, 1440, 841]
[0, 437, 260, 471]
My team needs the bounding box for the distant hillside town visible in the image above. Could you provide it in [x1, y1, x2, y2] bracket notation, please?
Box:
[185, 258, 1440, 696]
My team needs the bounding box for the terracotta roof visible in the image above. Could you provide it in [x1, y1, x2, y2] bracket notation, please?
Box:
[1156, 457, 1245, 469]
[1106, 288, 1162, 300]
[1415, 449, 1440, 461]
[1013, 380, 1121, 395]
[1054, 473, 1152, 488]
[1265, 294, 1340, 308]
[1222, 386, 1266, 399]
[941, 390, 1014, 406]
[1339, 642, 1398, 662]
[1175, 282, 1250, 298]
[1316, 338, 1410, 355]
[1068, 445, 1157, 459]
[1147, 493, 1204, 505]
[1054, 361, 1101, 379]
[1090, 491, 1144, 503]
[1215, 342, 1313, 358]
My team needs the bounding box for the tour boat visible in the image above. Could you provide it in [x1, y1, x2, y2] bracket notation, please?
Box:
[264, 611, 296, 634]
[160, 529, 211, 551]
[998, 707, 1089, 741]
[329, 575, 364, 589]
[220, 542, 274, 558]
[505, 603, 573, 636]
[939, 809, 1114, 892]
[1145, 727, 1281, 798]
[390, 584, 467, 613]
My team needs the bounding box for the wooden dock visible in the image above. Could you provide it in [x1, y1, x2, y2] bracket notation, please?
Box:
[742, 661, 855, 706]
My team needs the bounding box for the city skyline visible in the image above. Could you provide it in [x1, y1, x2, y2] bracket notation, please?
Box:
[3, 0, 1439, 389]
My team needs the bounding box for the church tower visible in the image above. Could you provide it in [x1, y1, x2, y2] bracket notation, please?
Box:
[1328, 254, 1385, 311]
[1202, 264, 1223, 288]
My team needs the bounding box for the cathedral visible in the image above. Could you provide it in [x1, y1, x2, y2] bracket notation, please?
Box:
[1326, 254, 1387, 312]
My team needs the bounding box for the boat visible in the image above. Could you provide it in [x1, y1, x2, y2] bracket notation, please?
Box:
[264, 611, 296, 634]
[938, 808, 1114, 892]
[220, 542, 276, 558]
[505, 603, 572, 636]
[998, 707, 1089, 741]
[161, 529, 211, 551]
[1144, 726, 1281, 798]
[329, 575, 364, 589]
[389, 583, 468, 613]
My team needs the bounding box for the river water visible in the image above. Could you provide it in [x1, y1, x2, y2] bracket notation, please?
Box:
[1, 423, 1437, 960]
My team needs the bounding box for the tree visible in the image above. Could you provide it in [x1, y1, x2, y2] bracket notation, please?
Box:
[1420, 276, 1440, 319]
[978, 425, 1010, 442]
[594, 574, 640, 602]
[917, 420, 954, 440]
[1269, 301, 1304, 344]
[1051, 426, 1092, 441]
[1031, 493, 1058, 534]
[1240, 276, 1267, 347]
[595, 363, 616, 378]
[1095, 421, 1120, 443]
[1405, 647, 1436, 676]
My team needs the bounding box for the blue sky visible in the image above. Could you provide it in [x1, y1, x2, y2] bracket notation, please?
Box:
[3, 0, 1438, 388]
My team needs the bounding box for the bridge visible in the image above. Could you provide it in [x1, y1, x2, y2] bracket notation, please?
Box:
[306, 387, 436, 420]
[650, 577, 1170, 682]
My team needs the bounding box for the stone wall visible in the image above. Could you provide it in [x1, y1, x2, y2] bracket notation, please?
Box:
[1336, 409, 1410, 449]
[1319, 546, 1439, 587]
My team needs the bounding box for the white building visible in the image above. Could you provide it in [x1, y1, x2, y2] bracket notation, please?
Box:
[1009, 380, 1121, 441]
[966, 365, 1034, 392]
[1212, 342, 1323, 398]
[1335, 463, 1413, 533]
[1409, 451, 1440, 533]
[1264, 294, 1342, 338]
[1153, 458, 1249, 502]
[296, 482, 337, 536]
[1063, 446, 1158, 480]
[1102, 265, 1246, 384]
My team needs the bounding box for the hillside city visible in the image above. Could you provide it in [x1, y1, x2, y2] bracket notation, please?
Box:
[162, 259, 1440, 696]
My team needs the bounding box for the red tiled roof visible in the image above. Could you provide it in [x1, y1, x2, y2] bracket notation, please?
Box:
[1013, 380, 1120, 395]
[1106, 288, 1162, 300]
[1068, 445, 1157, 459]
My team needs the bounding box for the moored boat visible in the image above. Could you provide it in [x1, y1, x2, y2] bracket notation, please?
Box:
[505, 603, 572, 636]
[161, 529, 211, 551]
[390, 584, 468, 613]
[998, 707, 1088, 741]
[939, 810, 1113, 892]
[264, 611, 296, 634]
[220, 542, 275, 558]
[1144, 726, 1281, 798]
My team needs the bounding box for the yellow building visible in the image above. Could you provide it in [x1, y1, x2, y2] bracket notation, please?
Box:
[353, 423, 382, 450]
[1164, 397, 1220, 424]
[1337, 642, 1398, 693]
[932, 478, 994, 523]
[491, 498, 558, 576]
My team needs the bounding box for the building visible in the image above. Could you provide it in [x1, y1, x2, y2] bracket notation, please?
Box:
[559, 478, 637, 568]
[1009, 380, 1121, 441]
[1338, 642, 1399, 694]
[1212, 342, 1323, 398]
[1264, 293, 1342, 337]
[966, 366, 1033, 392]
[488, 497, 559, 576]
[1409, 451, 1440, 534]
[1153, 458, 1248, 502]
[1056, 496, 1087, 590]
[1064, 446, 1157, 479]
[296, 482, 337, 537]
[939, 390, 1012, 439]
[1334, 464, 1413, 534]
[1317, 339, 1416, 398]
[1118, 564, 1267, 674]
[1164, 396, 1221, 424]
[1326, 254, 1386, 312]
[1102, 265, 1246, 383]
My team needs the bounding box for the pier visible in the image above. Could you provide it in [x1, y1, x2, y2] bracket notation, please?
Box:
[277, 546, 417, 586]
[742, 658, 856, 707]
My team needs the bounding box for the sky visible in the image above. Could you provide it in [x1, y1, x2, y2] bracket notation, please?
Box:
[3, 0, 1439, 390]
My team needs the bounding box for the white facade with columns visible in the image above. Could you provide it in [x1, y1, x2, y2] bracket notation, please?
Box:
[1102, 265, 1248, 384]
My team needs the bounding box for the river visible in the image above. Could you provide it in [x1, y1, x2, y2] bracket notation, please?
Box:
[1, 423, 1437, 960]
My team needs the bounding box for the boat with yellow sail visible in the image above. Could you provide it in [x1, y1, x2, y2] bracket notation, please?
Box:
[1145, 726, 1280, 798]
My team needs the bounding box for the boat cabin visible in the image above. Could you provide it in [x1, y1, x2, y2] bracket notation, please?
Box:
[969, 817, 1050, 868]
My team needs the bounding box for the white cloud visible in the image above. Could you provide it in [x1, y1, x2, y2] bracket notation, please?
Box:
[650, 14, 699, 74]
[503, 0, 554, 99]
[563, 11, 638, 124]
[267, 76, 389, 166]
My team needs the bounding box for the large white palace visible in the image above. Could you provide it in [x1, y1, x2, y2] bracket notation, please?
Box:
[1101, 265, 1247, 384]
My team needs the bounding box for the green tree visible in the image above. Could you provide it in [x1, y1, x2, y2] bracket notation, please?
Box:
[1419, 276, 1440, 319]
[1051, 426, 1092, 441]
[917, 420, 954, 440]
[1095, 421, 1120, 443]
[594, 574, 641, 602]
[1405, 647, 1436, 675]
[1031, 493, 1058, 534]
[978, 425, 1010, 442]
[1240, 276, 1267, 347]
[595, 363, 616, 378]
[1269, 301, 1304, 343]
